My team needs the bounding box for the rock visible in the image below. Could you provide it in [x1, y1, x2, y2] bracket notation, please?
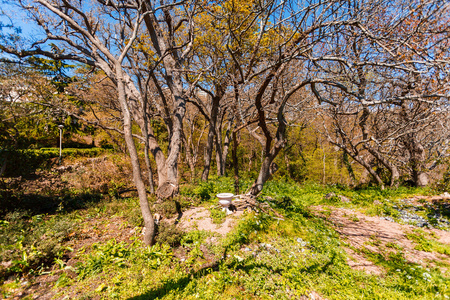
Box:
[324, 193, 351, 203]
[417, 221, 429, 227]
[338, 195, 351, 203]
[154, 213, 161, 225]
[324, 192, 336, 199]
[1, 260, 12, 268]
[381, 216, 395, 222]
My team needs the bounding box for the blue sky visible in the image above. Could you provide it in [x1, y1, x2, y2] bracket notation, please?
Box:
[1, 1, 46, 45]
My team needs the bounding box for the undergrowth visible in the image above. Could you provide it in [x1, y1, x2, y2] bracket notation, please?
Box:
[1, 172, 449, 299]
[0, 211, 75, 280]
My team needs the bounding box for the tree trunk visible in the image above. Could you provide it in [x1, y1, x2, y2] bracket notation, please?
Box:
[221, 122, 231, 177]
[366, 146, 400, 188]
[144, 143, 155, 194]
[248, 154, 279, 196]
[390, 167, 400, 188]
[352, 154, 385, 189]
[201, 124, 215, 181]
[399, 100, 429, 188]
[183, 133, 196, 181]
[362, 162, 385, 189]
[410, 142, 428, 187]
[342, 151, 356, 186]
[215, 126, 225, 176]
[358, 106, 387, 189]
[233, 130, 239, 195]
[201, 96, 221, 181]
[116, 70, 155, 245]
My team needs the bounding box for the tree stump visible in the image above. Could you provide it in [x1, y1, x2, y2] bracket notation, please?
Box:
[156, 182, 176, 200]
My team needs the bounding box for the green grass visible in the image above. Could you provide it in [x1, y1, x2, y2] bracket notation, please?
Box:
[0, 211, 76, 279]
[2, 177, 450, 299]
[406, 229, 450, 255]
[54, 207, 450, 299]
[209, 206, 227, 224]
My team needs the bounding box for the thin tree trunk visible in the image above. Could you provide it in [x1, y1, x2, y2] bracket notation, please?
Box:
[233, 130, 239, 195]
[144, 143, 155, 194]
[248, 153, 279, 196]
[116, 70, 155, 245]
[342, 151, 356, 186]
[201, 96, 221, 181]
[410, 142, 428, 187]
[183, 132, 196, 182]
[353, 155, 385, 189]
[366, 146, 400, 187]
[202, 124, 215, 181]
[221, 121, 231, 177]
[142, 98, 155, 194]
[215, 125, 225, 176]
[321, 140, 326, 184]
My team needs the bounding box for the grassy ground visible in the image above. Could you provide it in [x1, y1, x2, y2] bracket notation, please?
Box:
[1, 160, 450, 299]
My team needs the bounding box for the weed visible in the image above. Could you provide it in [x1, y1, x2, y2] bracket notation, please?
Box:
[180, 230, 211, 248]
[155, 222, 185, 247]
[54, 272, 72, 288]
[350, 214, 360, 222]
[154, 199, 179, 218]
[0, 211, 75, 279]
[76, 239, 133, 279]
[209, 206, 227, 224]
[386, 242, 403, 250]
[3, 171, 449, 299]
[406, 229, 450, 255]
[367, 235, 382, 246]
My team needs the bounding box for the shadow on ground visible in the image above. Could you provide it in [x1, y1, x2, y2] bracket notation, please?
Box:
[0, 187, 103, 217]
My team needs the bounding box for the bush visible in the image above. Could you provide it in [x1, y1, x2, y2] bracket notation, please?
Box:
[155, 222, 184, 247]
[0, 148, 111, 177]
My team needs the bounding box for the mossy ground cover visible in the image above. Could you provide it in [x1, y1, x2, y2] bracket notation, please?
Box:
[1, 173, 450, 299]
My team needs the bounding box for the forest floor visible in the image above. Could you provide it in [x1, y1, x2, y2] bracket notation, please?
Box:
[1, 155, 450, 299]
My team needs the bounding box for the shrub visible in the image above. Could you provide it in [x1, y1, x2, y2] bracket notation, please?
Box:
[155, 222, 184, 247]
[0, 148, 111, 177]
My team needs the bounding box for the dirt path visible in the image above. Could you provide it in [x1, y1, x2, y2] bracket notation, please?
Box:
[314, 206, 450, 275]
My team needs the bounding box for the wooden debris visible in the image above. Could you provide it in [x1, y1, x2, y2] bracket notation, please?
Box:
[232, 194, 284, 220]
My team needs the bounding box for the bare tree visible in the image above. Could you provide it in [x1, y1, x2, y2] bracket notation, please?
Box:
[311, 0, 450, 187]
[220, 0, 366, 195]
[0, 0, 205, 245]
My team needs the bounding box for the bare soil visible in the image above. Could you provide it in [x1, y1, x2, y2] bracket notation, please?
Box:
[313, 206, 450, 275]
[177, 206, 245, 235]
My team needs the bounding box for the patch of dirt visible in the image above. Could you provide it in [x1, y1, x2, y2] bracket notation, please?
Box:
[177, 207, 244, 235]
[343, 247, 384, 275]
[299, 291, 327, 300]
[313, 206, 450, 274]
